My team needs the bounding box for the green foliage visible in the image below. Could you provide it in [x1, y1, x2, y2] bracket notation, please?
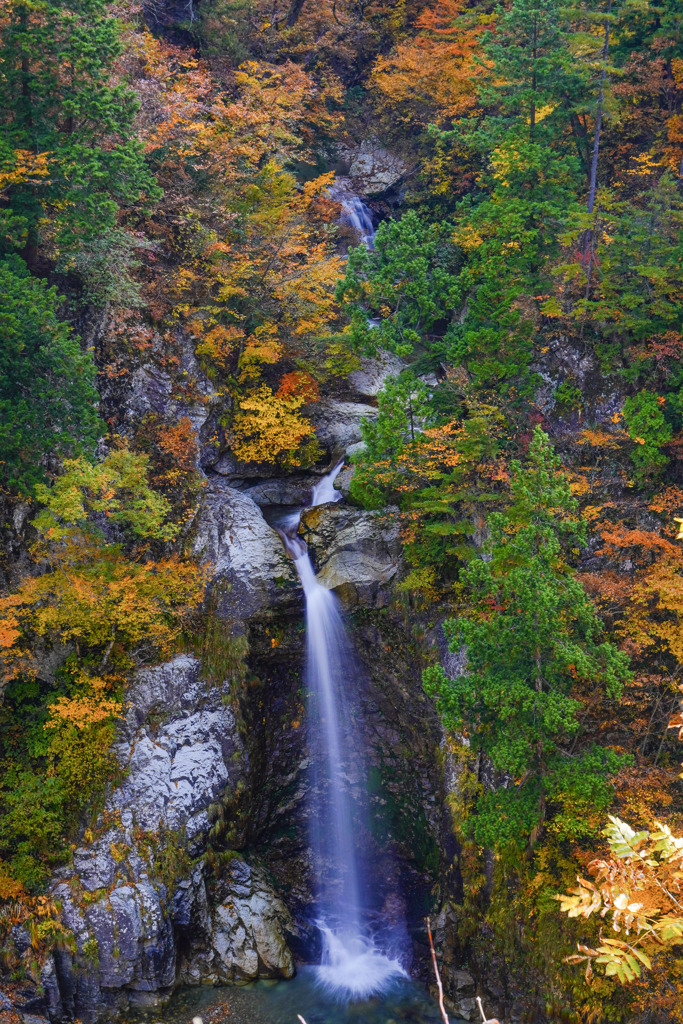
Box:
[558, 175, 683, 372]
[336, 136, 582, 392]
[478, 0, 581, 137]
[0, 0, 159, 281]
[0, 256, 103, 494]
[554, 377, 582, 412]
[195, 0, 253, 62]
[622, 390, 672, 481]
[350, 378, 505, 595]
[32, 446, 178, 542]
[424, 429, 631, 850]
[349, 372, 430, 509]
[0, 764, 70, 890]
[0, 451, 203, 891]
[0, 671, 118, 890]
[335, 211, 462, 363]
[448, 135, 581, 390]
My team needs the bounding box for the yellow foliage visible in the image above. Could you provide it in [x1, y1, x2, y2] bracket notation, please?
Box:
[0, 534, 205, 687]
[193, 322, 244, 374]
[231, 385, 317, 465]
[32, 446, 177, 543]
[46, 674, 122, 730]
[558, 816, 683, 985]
[239, 323, 284, 376]
[0, 149, 50, 194]
[452, 223, 484, 251]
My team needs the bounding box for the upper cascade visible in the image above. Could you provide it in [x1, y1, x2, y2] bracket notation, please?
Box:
[329, 182, 376, 249]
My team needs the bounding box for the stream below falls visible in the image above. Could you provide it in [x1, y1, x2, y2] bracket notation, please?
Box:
[137, 969, 449, 1024]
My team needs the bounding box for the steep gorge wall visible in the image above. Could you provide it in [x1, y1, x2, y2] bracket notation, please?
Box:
[6, 357, 455, 1024]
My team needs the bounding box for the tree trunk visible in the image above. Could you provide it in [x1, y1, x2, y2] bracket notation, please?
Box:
[586, 0, 612, 220]
[583, 0, 612, 287]
[285, 0, 306, 27]
[530, 13, 537, 137]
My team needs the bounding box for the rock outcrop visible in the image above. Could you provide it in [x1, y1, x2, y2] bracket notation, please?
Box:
[347, 351, 405, 399]
[308, 399, 377, 456]
[109, 655, 241, 845]
[35, 656, 295, 1023]
[299, 503, 402, 604]
[192, 476, 298, 618]
[338, 142, 411, 195]
[180, 860, 295, 985]
[114, 331, 216, 461]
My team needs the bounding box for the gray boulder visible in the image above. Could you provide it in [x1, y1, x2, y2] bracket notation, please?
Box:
[242, 475, 316, 508]
[338, 143, 410, 195]
[300, 504, 402, 604]
[348, 352, 404, 398]
[192, 476, 298, 617]
[309, 399, 377, 456]
[183, 861, 295, 984]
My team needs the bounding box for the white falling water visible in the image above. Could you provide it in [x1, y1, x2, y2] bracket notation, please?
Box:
[329, 182, 376, 249]
[279, 463, 405, 1000]
[340, 195, 376, 248]
[311, 459, 344, 506]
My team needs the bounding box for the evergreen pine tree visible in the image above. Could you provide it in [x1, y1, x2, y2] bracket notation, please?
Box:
[424, 428, 631, 850]
[0, 0, 158, 289]
[0, 256, 103, 493]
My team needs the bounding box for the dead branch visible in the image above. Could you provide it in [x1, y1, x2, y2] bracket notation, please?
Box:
[426, 916, 449, 1024]
[477, 995, 501, 1024]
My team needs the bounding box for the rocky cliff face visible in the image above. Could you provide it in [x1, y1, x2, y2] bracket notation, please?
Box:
[35, 656, 297, 1023]
[7, 356, 453, 1024]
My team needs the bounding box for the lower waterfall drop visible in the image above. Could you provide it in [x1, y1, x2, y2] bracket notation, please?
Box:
[279, 461, 405, 1000]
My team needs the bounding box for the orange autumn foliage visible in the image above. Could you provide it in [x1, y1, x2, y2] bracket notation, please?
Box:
[192, 323, 243, 375]
[219, 0, 414, 79]
[665, 58, 683, 175]
[138, 414, 205, 517]
[0, 450, 206, 692]
[0, 537, 205, 689]
[585, 520, 683, 667]
[112, 30, 345, 470]
[371, 0, 484, 125]
[276, 370, 320, 403]
[628, 552, 683, 665]
[649, 486, 683, 515]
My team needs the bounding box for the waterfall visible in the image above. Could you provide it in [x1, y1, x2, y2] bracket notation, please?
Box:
[340, 195, 376, 248]
[311, 459, 345, 506]
[329, 183, 376, 249]
[279, 463, 405, 1000]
